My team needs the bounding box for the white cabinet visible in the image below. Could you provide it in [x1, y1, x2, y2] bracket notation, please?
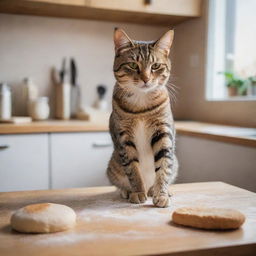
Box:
[176, 135, 256, 192]
[50, 132, 113, 189]
[0, 132, 113, 191]
[0, 134, 49, 192]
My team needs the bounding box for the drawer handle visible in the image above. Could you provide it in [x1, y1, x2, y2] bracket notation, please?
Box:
[92, 142, 112, 148]
[0, 145, 9, 150]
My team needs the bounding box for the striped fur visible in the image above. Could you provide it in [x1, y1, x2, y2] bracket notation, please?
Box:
[107, 29, 178, 207]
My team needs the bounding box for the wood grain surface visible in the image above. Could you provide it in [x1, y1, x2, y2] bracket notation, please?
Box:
[0, 120, 109, 134]
[1, 120, 256, 147]
[0, 182, 255, 256]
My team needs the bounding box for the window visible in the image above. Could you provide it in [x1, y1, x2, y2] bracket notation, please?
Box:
[206, 0, 256, 100]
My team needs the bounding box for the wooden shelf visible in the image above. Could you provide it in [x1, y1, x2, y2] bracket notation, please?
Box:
[0, 0, 202, 25]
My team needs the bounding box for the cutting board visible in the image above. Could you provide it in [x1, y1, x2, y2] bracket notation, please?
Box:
[0, 182, 256, 256]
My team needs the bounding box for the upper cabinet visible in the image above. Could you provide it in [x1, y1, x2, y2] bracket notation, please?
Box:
[0, 0, 202, 25]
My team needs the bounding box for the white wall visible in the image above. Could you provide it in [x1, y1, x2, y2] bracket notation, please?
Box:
[176, 135, 256, 192]
[0, 13, 169, 116]
[172, 1, 256, 127]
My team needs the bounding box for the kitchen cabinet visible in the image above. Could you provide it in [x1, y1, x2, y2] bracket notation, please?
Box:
[176, 135, 256, 192]
[50, 132, 113, 189]
[0, 131, 113, 192]
[0, 0, 202, 25]
[0, 134, 49, 192]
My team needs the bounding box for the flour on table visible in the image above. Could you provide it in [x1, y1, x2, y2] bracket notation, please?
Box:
[20, 190, 248, 247]
[78, 197, 170, 225]
[36, 230, 157, 246]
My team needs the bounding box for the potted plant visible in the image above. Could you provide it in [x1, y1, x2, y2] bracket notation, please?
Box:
[219, 71, 248, 96]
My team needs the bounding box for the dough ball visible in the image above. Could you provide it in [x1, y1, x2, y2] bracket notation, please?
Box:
[172, 207, 245, 230]
[11, 203, 76, 233]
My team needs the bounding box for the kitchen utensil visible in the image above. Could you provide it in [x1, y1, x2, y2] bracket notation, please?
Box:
[70, 58, 81, 118]
[60, 58, 68, 83]
[55, 58, 71, 119]
[70, 58, 77, 86]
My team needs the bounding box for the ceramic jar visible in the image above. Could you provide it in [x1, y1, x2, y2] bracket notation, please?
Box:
[30, 97, 50, 121]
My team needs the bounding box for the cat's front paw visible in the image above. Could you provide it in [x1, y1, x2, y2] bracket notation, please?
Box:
[129, 192, 147, 204]
[153, 193, 170, 208]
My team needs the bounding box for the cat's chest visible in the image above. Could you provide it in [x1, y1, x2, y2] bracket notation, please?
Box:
[134, 120, 155, 191]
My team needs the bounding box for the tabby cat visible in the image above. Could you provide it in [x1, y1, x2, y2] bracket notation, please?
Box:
[107, 28, 178, 208]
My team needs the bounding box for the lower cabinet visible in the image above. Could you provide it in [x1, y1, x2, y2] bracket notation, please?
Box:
[176, 135, 256, 192]
[0, 134, 49, 192]
[0, 132, 113, 192]
[50, 132, 113, 189]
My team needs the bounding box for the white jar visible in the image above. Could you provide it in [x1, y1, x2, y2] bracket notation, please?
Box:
[30, 97, 50, 121]
[0, 83, 12, 120]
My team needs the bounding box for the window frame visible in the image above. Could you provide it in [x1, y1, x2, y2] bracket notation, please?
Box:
[205, 0, 256, 102]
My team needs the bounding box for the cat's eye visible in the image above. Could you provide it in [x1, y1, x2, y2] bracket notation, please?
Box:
[151, 63, 161, 70]
[128, 62, 139, 70]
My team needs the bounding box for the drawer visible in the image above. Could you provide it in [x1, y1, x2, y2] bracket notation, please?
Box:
[50, 132, 113, 189]
[0, 134, 49, 192]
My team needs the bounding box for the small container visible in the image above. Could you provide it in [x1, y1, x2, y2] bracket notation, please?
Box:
[0, 83, 12, 120]
[23, 77, 38, 116]
[30, 97, 50, 121]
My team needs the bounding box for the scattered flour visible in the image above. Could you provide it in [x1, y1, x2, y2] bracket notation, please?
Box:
[78, 198, 170, 225]
[36, 230, 156, 246]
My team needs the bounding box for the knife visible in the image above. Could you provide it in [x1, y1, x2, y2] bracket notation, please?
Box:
[70, 58, 77, 86]
[59, 57, 67, 83]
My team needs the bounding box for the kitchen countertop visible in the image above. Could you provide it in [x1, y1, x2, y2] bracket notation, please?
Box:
[0, 119, 109, 134]
[0, 120, 256, 147]
[175, 121, 256, 147]
[0, 182, 255, 256]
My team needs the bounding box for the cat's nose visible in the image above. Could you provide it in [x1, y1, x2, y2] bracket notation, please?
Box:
[141, 76, 150, 84]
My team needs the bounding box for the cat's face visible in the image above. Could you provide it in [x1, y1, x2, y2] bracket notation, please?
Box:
[113, 29, 174, 92]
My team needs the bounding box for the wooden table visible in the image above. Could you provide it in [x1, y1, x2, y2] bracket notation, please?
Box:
[0, 182, 256, 256]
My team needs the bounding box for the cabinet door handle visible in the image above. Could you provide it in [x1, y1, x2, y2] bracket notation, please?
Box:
[92, 142, 112, 148]
[0, 145, 9, 150]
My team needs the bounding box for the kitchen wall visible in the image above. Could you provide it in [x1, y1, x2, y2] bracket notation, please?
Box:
[172, 1, 256, 127]
[1, 5, 255, 127]
[0, 13, 169, 116]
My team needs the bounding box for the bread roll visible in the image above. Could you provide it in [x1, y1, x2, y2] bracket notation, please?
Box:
[172, 207, 245, 230]
[11, 203, 76, 233]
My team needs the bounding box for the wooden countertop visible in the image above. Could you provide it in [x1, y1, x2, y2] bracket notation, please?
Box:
[0, 182, 255, 256]
[175, 121, 256, 147]
[0, 119, 109, 134]
[0, 119, 256, 147]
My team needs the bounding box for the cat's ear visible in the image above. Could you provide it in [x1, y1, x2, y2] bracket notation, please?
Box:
[114, 28, 134, 51]
[154, 30, 174, 56]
